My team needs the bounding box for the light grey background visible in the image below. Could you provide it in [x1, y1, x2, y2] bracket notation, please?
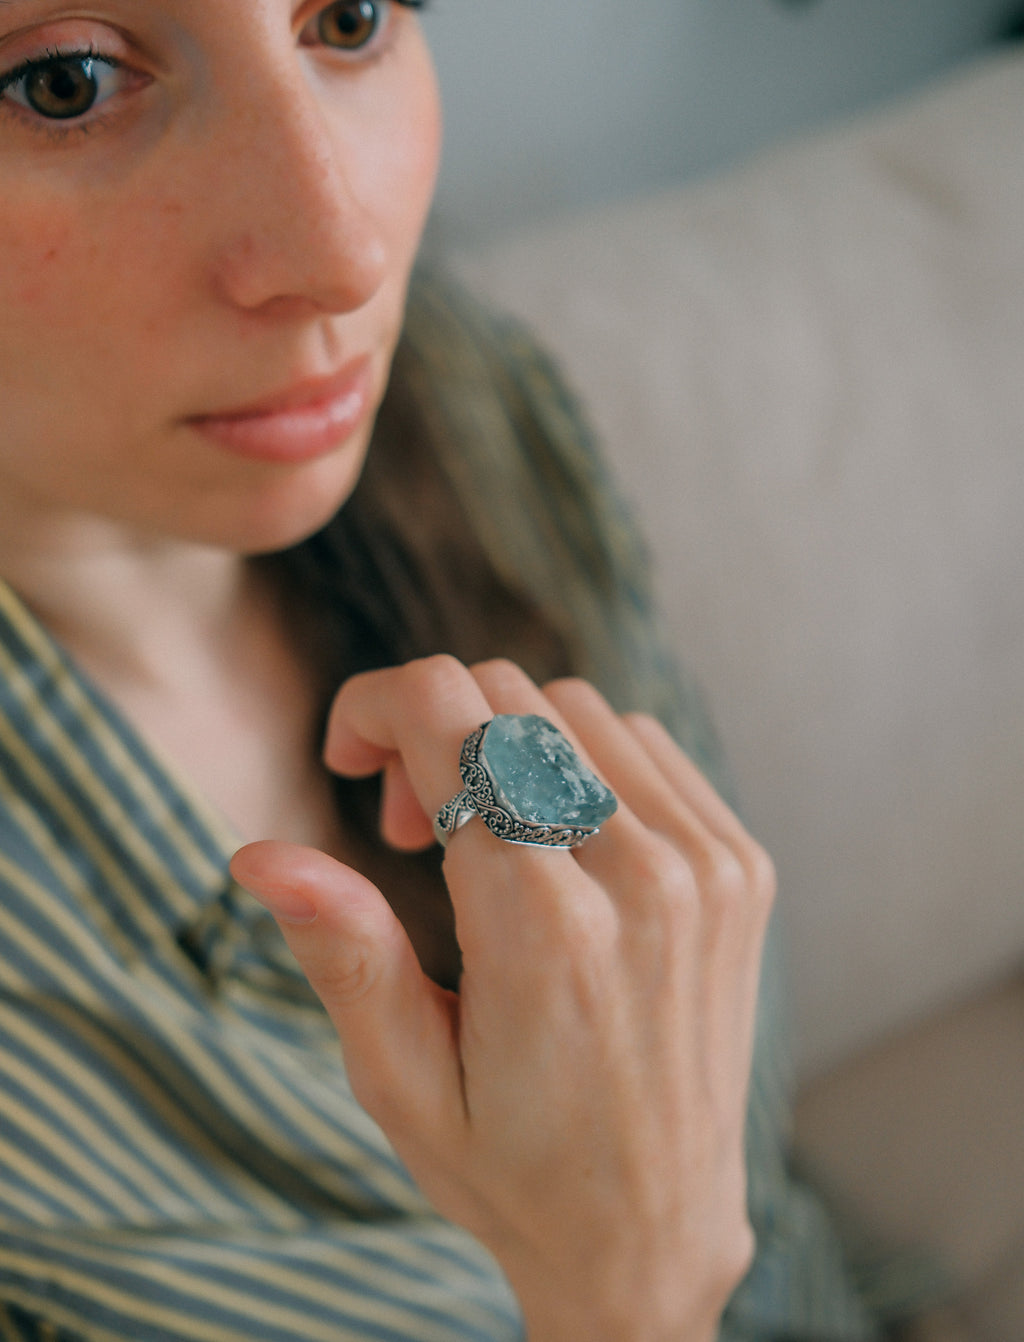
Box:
[424, 0, 1015, 246]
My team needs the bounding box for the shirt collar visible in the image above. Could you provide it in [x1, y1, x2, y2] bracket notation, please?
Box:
[0, 579, 250, 975]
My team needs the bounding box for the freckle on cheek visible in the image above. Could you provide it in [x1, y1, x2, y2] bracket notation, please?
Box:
[1, 218, 72, 309]
[15, 261, 59, 308]
[16, 247, 62, 303]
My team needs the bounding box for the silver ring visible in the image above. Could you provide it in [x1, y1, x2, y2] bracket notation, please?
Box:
[433, 714, 618, 849]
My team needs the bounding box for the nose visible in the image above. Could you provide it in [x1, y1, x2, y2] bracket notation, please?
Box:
[206, 64, 389, 317]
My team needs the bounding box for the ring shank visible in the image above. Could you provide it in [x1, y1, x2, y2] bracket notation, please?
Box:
[433, 790, 477, 848]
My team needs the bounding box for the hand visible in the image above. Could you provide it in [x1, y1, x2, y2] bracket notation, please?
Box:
[230, 656, 775, 1342]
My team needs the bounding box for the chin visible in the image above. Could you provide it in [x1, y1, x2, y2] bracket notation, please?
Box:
[175, 450, 369, 556]
[234, 486, 357, 557]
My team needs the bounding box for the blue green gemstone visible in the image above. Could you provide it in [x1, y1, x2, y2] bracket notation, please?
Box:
[479, 715, 618, 828]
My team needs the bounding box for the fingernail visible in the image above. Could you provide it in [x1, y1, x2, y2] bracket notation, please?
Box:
[239, 882, 318, 926]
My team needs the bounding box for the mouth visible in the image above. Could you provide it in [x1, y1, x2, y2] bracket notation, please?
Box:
[187, 357, 375, 464]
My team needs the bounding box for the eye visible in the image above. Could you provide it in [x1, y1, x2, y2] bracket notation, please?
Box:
[0, 52, 124, 122]
[309, 1, 384, 52]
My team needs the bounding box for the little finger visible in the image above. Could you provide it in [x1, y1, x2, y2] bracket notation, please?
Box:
[624, 712, 776, 894]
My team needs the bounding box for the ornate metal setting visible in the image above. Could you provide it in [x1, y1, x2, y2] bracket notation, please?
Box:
[433, 720, 615, 850]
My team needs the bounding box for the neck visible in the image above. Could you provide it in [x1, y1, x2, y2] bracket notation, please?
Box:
[1, 521, 251, 693]
[0, 510, 355, 857]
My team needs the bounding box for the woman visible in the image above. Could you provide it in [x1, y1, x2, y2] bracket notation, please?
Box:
[0, 2, 914, 1338]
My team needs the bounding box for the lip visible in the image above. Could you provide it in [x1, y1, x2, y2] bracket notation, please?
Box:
[187, 357, 374, 464]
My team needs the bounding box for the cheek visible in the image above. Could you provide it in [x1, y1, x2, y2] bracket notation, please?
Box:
[0, 194, 192, 466]
[409, 102, 443, 228]
[0, 209, 98, 415]
[355, 42, 442, 254]
[409, 71, 443, 221]
[0, 197, 185, 363]
[0, 214, 76, 311]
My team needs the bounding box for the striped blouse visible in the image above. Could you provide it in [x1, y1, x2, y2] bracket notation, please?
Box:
[0, 576, 524, 1341]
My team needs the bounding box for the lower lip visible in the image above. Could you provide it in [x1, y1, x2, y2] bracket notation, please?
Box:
[190, 364, 372, 464]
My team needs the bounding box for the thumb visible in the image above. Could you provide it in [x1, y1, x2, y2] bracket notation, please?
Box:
[229, 841, 463, 1139]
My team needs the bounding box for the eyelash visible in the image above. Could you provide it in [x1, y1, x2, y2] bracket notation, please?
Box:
[0, 0, 432, 143]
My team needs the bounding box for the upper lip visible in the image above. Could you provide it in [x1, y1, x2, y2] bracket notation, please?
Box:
[191, 356, 372, 422]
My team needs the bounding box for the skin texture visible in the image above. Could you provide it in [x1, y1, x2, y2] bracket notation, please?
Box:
[0, 0, 440, 564]
[1, 4, 775, 1336]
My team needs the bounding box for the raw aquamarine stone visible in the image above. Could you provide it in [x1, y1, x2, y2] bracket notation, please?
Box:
[479, 715, 617, 828]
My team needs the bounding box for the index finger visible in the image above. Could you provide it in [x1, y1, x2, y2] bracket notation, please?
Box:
[323, 654, 495, 821]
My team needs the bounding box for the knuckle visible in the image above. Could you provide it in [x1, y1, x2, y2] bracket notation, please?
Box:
[703, 1160, 756, 1298]
[643, 839, 693, 896]
[402, 654, 473, 717]
[701, 837, 777, 920]
[745, 839, 778, 906]
[704, 845, 750, 908]
[471, 657, 535, 697]
[623, 709, 663, 735]
[472, 656, 520, 679]
[718, 1219, 757, 1295]
[542, 675, 607, 711]
[312, 939, 381, 1007]
[633, 838, 701, 917]
[408, 652, 467, 693]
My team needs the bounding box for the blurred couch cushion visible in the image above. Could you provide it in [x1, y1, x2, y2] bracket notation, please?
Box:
[794, 969, 1024, 1339]
[449, 50, 1024, 1077]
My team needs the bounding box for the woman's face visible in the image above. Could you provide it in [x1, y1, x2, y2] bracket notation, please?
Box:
[0, 0, 441, 556]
